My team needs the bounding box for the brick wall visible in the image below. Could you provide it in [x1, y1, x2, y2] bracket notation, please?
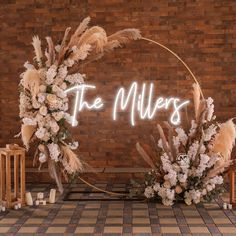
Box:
[1, 0, 236, 182]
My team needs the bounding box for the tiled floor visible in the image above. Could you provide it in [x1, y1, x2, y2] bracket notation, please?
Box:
[0, 183, 236, 236]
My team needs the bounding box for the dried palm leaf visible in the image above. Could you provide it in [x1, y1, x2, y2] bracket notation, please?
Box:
[23, 69, 41, 97]
[136, 142, 156, 170]
[61, 145, 83, 173]
[21, 124, 36, 150]
[45, 36, 55, 66]
[211, 119, 236, 162]
[32, 35, 43, 67]
[68, 16, 91, 47]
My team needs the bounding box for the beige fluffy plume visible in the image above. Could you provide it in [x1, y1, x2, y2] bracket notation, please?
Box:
[212, 119, 236, 162]
[61, 145, 83, 173]
[32, 35, 43, 66]
[23, 69, 41, 97]
[21, 124, 36, 150]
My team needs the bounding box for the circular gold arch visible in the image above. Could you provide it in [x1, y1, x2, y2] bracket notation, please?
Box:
[78, 36, 204, 197]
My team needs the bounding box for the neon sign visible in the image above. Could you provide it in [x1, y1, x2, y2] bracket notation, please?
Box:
[65, 82, 189, 126]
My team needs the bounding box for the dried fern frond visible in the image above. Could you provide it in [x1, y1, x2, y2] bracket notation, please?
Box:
[21, 124, 36, 150]
[68, 16, 91, 47]
[107, 28, 141, 44]
[104, 40, 121, 52]
[136, 142, 156, 170]
[32, 35, 43, 67]
[23, 69, 41, 97]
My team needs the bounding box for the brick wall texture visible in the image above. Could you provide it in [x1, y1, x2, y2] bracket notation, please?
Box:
[1, 0, 236, 181]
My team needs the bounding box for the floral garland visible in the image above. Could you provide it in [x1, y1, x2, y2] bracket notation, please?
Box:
[131, 83, 236, 205]
[19, 17, 141, 192]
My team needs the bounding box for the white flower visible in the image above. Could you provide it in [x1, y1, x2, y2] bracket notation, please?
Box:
[32, 98, 41, 109]
[158, 139, 163, 149]
[47, 143, 60, 162]
[58, 66, 67, 79]
[153, 183, 160, 192]
[175, 128, 188, 145]
[68, 141, 79, 150]
[39, 153, 47, 163]
[22, 117, 37, 125]
[64, 59, 74, 67]
[204, 124, 217, 141]
[50, 120, 60, 134]
[65, 73, 85, 84]
[60, 82, 67, 90]
[52, 111, 64, 121]
[144, 186, 154, 198]
[206, 97, 214, 121]
[162, 198, 173, 206]
[46, 65, 57, 85]
[35, 127, 47, 139]
[39, 106, 48, 116]
[24, 61, 35, 69]
[39, 85, 47, 93]
[37, 93, 46, 103]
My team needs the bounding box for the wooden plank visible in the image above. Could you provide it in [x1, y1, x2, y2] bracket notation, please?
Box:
[14, 154, 19, 199]
[0, 153, 2, 201]
[20, 152, 25, 205]
[5, 154, 11, 208]
[230, 170, 235, 204]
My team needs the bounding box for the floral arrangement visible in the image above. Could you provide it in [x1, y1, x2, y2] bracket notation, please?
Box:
[132, 83, 236, 205]
[18, 16, 141, 192]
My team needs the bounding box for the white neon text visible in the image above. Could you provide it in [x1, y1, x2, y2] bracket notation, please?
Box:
[112, 82, 189, 126]
[64, 84, 103, 126]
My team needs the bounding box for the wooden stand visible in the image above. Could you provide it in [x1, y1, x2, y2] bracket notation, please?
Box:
[0, 146, 25, 208]
[229, 163, 236, 207]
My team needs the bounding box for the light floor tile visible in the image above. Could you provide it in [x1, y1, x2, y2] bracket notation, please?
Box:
[75, 227, 95, 233]
[133, 227, 152, 233]
[218, 227, 236, 234]
[189, 226, 210, 233]
[0, 218, 18, 224]
[46, 227, 66, 234]
[18, 227, 38, 233]
[106, 218, 123, 224]
[0, 227, 10, 233]
[133, 218, 150, 224]
[159, 218, 177, 224]
[161, 227, 181, 234]
[104, 226, 123, 233]
[24, 218, 44, 224]
[186, 218, 204, 224]
[213, 218, 232, 224]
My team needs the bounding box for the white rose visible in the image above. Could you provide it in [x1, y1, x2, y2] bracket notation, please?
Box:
[39, 153, 47, 163]
[39, 106, 47, 116]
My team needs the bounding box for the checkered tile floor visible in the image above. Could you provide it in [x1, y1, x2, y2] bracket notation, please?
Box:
[0, 183, 236, 236]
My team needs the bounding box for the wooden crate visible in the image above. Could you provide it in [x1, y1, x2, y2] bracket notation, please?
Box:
[0, 147, 25, 208]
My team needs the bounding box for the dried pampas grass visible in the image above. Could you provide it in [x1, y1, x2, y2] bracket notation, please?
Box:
[61, 145, 83, 173]
[69, 44, 92, 62]
[108, 29, 141, 44]
[32, 35, 43, 67]
[45, 36, 55, 66]
[192, 83, 201, 121]
[212, 119, 236, 162]
[23, 69, 41, 97]
[21, 124, 36, 150]
[69, 16, 91, 47]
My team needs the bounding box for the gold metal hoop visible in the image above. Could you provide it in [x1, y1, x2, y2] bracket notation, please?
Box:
[78, 36, 205, 197]
[141, 37, 204, 99]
